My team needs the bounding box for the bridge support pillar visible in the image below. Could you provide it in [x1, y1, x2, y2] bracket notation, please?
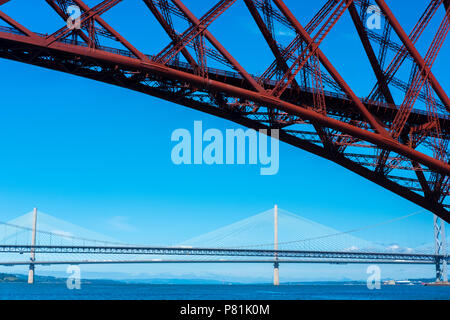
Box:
[28, 264, 35, 284]
[28, 208, 38, 285]
[443, 259, 448, 283]
[273, 261, 280, 286]
[434, 215, 448, 284]
[273, 205, 279, 286]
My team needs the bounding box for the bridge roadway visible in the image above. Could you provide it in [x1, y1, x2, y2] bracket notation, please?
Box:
[0, 245, 447, 265]
[0, 259, 439, 267]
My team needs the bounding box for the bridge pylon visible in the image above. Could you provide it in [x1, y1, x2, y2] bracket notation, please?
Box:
[273, 205, 280, 286]
[434, 215, 448, 284]
[27, 208, 37, 284]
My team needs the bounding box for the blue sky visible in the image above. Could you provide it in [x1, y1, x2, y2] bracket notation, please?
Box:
[0, 0, 447, 250]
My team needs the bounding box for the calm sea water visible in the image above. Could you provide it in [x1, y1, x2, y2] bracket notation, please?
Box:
[0, 283, 449, 300]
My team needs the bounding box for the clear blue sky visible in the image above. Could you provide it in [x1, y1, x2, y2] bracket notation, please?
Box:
[0, 0, 447, 248]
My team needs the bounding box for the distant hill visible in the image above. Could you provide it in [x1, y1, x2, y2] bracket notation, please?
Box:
[0, 273, 23, 283]
[0, 272, 437, 285]
[121, 279, 236, 285]
[0, 272, 120, 284]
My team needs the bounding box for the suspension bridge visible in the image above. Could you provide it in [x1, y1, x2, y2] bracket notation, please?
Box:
[0, 207, 447, 285]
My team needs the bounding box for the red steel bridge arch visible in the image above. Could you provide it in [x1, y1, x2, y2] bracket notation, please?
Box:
[0, 0, 448, 221]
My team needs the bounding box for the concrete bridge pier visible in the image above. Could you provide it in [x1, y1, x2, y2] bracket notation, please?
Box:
[28, 264, 35, 284]
[273, 205, 279, 286]
[273, 261, 280, 286]
[434, 215, 448, 284]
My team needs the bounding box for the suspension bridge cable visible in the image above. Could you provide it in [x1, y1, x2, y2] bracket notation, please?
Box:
[233, 209, 426, 249]
[0, 221, 127, 246]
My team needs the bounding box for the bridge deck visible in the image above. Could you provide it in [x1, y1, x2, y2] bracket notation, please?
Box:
[0, 245, 446, 263]
[0, 259, 437, 266]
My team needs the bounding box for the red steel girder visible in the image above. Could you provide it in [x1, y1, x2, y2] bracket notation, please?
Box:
[46, 0, 122, 45]
[142, 0, 198, 69]
[45, 0, 94, 46]
[0, 11, 39, 39]
[0, 0, 447, 221]
[0, 35, 447, 219]
[375, 0, 450, 112]
[70, 0, 148, 61]
[392, 14, 449, 139]
[244, 0, 293, 84]
[155, 0, 236, 64]
[376, 9, 449, 173]
[270, 0, 353, 98]
[272, 0, 390, 137]
[0, 31, 442, 176]
[348, 3, 395, 104]
[259, 0, 339, 84]
[368, 0, 442, 103]
[171, 0, 264, 93]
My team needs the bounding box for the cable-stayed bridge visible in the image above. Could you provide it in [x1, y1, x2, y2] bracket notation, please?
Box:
[0, 207, 447, 285]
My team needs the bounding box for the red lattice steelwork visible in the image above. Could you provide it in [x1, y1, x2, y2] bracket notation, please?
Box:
[0, 0, 448, 220]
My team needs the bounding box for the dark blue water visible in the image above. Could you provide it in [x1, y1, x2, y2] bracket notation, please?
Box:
[0, 283, 449, 300]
